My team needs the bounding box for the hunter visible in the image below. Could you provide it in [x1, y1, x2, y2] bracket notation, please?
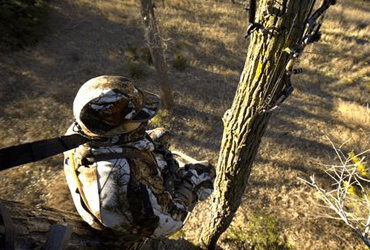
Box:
[63, 75, 215, 248]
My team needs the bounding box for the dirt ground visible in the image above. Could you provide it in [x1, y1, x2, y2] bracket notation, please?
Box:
[1, 0, 370, 249]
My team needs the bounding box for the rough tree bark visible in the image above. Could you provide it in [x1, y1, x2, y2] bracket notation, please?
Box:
[200, 0, 316, 249]
[140, 0, 174, 111]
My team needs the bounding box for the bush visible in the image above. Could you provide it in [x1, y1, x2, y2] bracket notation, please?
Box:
[140, 47, 152, 65]
[228, 212, 293, 250]
[0, 0, 50, 51]
[125, 47, 153, 64]
[128, 63, 145, 78]
[246, 212, 284, 250]
[173, 54, 186, 71]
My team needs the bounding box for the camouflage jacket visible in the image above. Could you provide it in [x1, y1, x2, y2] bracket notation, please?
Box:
[64, 126, 215, 239]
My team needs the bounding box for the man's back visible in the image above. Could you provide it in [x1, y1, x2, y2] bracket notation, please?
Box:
[64, 125, 190, 238]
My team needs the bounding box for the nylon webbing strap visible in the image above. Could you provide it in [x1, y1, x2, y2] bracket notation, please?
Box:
[0, 134, 89, 171]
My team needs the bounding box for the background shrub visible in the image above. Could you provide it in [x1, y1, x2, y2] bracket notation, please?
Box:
[173, 53, 186, 71]
[0, 0, 50, 51]
[128, 62, 145, 78]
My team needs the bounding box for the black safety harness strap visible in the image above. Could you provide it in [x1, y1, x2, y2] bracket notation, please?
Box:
[0, 134, 89, 171]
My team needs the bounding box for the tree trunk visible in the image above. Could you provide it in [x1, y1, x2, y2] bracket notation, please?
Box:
[200, 0, 315, 249]
[140, 0, 174, 111]
[0, 199, 146, 250]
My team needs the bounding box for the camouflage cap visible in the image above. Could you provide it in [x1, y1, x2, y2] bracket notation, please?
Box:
[73, 75, 160, 137]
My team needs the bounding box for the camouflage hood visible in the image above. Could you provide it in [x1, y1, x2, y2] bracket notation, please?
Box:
[73, 75, 160, 138]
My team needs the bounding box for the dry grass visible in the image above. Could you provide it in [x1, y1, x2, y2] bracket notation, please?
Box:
[335, 100, 370, 128]
[0, 0, 370, 249]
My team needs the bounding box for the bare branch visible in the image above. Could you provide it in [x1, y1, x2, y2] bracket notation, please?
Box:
[302, 138, 370, 247]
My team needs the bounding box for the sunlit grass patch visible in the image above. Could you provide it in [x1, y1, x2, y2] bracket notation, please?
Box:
[335, 100, 370, 128]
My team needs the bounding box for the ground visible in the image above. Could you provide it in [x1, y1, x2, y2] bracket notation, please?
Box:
[1, 0, 370, 249]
